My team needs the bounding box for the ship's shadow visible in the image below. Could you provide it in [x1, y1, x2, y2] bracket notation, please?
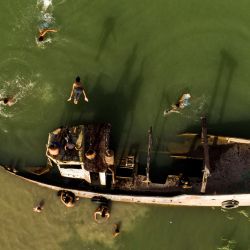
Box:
[183, 120, 250, 139]
[59, 44, 145, 159]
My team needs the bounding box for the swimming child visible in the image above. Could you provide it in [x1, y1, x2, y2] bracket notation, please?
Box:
[37, 2, 57, 43]
[0, 97, 16, 106]
[164, 93, 191, 116]
[112, 224, 120, 237]
[67, 76, 89, 104]
[38, 28, 57, 42]
[33, 200, 45, 213]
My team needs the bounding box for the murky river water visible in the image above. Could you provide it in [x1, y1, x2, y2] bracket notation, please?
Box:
[0, 0, 250, 249]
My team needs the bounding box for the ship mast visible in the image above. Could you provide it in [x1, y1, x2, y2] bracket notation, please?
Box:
[200, 117, 211, 193]
[145, 126, 152, 184]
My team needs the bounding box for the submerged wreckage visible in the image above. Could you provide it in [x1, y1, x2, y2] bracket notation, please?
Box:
[2, 118, 250, 208]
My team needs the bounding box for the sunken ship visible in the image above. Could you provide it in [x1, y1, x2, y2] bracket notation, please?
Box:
[2, 118, 250, 208]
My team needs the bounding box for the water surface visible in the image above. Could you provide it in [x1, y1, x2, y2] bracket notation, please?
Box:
[0, 0, 250, 249]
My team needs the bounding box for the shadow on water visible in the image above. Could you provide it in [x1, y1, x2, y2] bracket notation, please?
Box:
[94, 44, 144, 157]
[150, 90, 168, 166]
[117, 58, 145, 157]
[208, 49, 238, 124]
[117, 46, 144, 155]
[186, 120, 250, 138]
[58, 103, 83, 127]
[59, 45, 144, 158]
[152, 86, 193, 159]
[159, 51, 242, 171]
[96, 16, 116, 61]
[180, 50, 250, 138]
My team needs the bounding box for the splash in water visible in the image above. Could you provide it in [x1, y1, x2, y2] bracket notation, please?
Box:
[40, 12, 55, 26]
[35, 37, 52, 48]
[36, 0, 57, 46]
[37, 0, 53, 12]
[0, 74, 36, 118]
[217, 239, 237, 250]
[37, 82, 54, 102]
[164, 94, 208, 122]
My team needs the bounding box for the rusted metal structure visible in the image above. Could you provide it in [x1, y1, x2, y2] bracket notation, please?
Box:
[2, 119, 250, 208]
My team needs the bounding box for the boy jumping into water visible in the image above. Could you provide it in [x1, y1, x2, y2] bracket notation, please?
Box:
[67, 76, 89, 104]
[164, 93, 191, 116]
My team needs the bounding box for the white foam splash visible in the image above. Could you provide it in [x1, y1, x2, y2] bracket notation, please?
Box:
[41, 12, 54, 24]
[38, 83, 53, 102]
[37, 0, 53, 12]
[36, 37, 52, 49]
[36, 0, 56, 48]
[0, 74, 36, 118]
[217, 239, 237, 250]
[14, 80, 35, 103]
[0, 107, 13, 118]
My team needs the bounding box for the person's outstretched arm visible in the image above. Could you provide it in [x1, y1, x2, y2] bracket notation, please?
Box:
[40, 29, 58, 37]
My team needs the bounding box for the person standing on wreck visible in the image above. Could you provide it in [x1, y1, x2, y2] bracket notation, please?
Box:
[67, 76, 89, 104]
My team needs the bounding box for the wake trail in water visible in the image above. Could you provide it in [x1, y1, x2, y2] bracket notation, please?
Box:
[0, 75, 36, 119]
[37, 0, 53, 12]
[36, 0, 57, 48]
[164, 94, 208, 122]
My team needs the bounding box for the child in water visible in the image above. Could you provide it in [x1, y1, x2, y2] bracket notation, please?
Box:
[0, 97, 16, 106]
[37, 2, 57, 43]
[67, 76, 89, 104]
[38, 28, 57, 42]
[112, 224, 120, 237]
[164, 93, 191, 116]
[33, 200, 45, 213]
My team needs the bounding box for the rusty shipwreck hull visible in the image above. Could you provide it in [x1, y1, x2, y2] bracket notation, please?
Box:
[5, 168, 250, 207]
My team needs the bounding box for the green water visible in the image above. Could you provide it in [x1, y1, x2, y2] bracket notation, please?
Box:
[0, 0, 250, 249]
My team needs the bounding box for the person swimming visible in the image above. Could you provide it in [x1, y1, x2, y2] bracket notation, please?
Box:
[112, 224, 120, 237]
[38, 28, 57, 42]
[33, 200, 45, 213]
[67, 76, 89, 104]
[164, 93, 191, 116]
[0, 97, 16, 106]
[37, 3, 57, 43]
